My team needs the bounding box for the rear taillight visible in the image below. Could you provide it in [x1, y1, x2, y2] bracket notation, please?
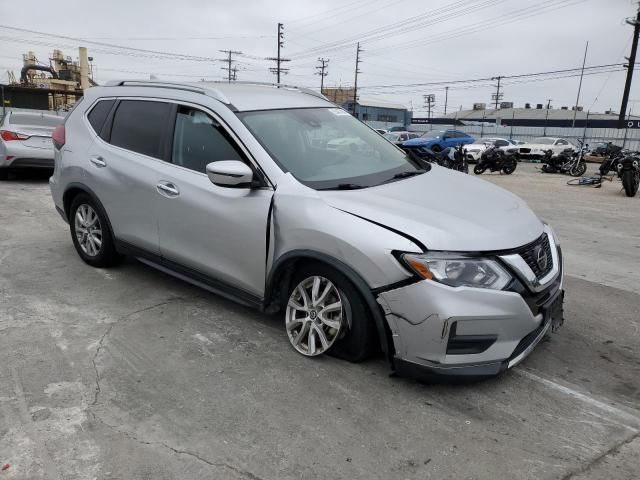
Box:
[52, 124, 65, 149]
[0, 130, 29, 141]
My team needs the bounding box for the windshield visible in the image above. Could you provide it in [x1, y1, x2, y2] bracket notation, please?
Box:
[383, 133, 399, 141]
[10, 113, 64, 128]
[238, 108, 425, 189]
[419, 130, 443, 139]
[533, 137, 555, 145]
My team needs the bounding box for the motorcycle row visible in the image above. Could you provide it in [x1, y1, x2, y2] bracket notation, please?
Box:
[401, 143, 518, 175]
[401, 139, 639, 197]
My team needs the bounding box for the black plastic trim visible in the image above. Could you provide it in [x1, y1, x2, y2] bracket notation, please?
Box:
[446, 321, 497, 355]
[62, 183, 117, 246]
[116, 240, 263, 309]
[393, 358, 506, 382]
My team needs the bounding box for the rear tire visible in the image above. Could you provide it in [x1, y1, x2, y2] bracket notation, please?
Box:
[541, 164, 557, 173]
[0, 169, 8, 181]
[502, 160, 517, 175]
[431, 144, 442, 153]
[622, 169, 639, 197]
[284, 262, 376, 363]
[69, 194, 120, 268]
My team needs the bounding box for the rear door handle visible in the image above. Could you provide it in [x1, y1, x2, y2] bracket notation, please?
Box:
[90, 156, 107, 168]
[156, 181, 180, 197]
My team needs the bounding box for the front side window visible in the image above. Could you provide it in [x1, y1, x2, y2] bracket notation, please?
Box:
[239, 108, 424, 190]
[533, 137, 555, 145]
[172, 107, 243, 173]
[109, 100, 173, 159]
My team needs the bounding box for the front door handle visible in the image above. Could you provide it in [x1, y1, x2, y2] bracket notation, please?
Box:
[156, 181, 180, 197]
[90, 156, 107, 168]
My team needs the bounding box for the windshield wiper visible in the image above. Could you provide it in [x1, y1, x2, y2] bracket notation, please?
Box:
[379, 170, 425, 185]
[391, 170, 425, 180]
[319, 183, 367, 190]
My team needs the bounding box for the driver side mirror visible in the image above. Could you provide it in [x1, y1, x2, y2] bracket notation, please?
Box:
[206, 160, 254, 188]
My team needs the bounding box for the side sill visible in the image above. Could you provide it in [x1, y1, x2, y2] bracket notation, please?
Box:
[115, 240, 263, 310]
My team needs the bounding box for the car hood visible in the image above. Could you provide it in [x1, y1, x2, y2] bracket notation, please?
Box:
[318, 167, 543, 251]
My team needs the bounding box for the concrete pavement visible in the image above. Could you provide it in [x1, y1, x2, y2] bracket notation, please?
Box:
[0, 164, 638, 479]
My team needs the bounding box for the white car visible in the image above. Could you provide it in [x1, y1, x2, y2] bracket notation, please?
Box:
[517, 137, 576, 160]
[383, 131, 421, 145]
[464, 137, 520, 162]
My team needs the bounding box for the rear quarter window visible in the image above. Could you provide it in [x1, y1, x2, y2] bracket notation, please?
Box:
[87, 99, 115, 136]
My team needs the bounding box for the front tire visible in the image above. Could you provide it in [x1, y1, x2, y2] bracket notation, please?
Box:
[69, 194, 120, 268]
[474, 164, 486, 175]
[284, 263, 376, 362]
[431, 144, 442, 153]
[622, 169, 639, 197]
[0, 169, 8, 181]
[570, 160, 587, 177]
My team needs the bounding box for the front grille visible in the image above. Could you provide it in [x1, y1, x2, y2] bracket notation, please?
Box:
[518, 233, 553, 279]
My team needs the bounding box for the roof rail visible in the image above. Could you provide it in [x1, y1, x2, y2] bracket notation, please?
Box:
[103, 80, 231, 105]
[202, 80, 327, 101]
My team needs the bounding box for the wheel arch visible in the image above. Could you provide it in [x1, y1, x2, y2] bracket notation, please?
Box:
[264, 250, 394, 362]
[63, 183, 117, 245]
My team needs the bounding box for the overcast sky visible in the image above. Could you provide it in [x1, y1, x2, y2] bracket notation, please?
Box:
[1, 0, 638, 116]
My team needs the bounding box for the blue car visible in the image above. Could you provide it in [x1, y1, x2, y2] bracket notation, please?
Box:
[402, 129, 475, 152]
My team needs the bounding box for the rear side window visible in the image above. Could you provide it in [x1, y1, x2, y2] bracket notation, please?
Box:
[110, 100, 173, 159]
[172, 106, 243, 173]
[87, 99, 115, 135]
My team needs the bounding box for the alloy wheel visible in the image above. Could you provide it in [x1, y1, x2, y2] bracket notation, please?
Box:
[285, 276, 344, 356]
[74, 204, 103, 257]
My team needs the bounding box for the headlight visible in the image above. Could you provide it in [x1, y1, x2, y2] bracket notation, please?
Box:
[400, 253, 512, 290]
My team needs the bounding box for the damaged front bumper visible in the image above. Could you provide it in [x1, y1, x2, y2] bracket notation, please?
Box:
[376, 267, 564, 380]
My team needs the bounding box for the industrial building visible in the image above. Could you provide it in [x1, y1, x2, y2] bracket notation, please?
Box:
[413, 102, 640, 128]
[1, 47, 93, 111]
[321, 87, 411, 126]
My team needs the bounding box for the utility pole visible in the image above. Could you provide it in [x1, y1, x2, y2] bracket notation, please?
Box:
[352, 42, 363, 117]
[423, 94, 435, 123]
[572, 41, 589, 128]
[619, 4, 640, 127]
[491, 76, 503, 109]
[218, 49, 242, 83]
[315, 57, 329, 93]
[266, 23, 290, 83]
[277, 23, 284, 83]
[543, 98, 552, 136]
[231, 66, 238, 82]
[444, 86, 449, 115]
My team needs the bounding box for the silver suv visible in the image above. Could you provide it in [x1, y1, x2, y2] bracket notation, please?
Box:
[49, 81, 564, 379]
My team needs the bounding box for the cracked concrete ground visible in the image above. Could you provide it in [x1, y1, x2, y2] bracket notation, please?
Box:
[0, 163, 638, 479]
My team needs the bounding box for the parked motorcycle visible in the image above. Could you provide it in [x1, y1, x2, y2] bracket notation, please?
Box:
[439, 144, 469, 173]
[541, 143, 588, 177]
[474, 145, 518, 175]
[616, 155, 640, 197]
